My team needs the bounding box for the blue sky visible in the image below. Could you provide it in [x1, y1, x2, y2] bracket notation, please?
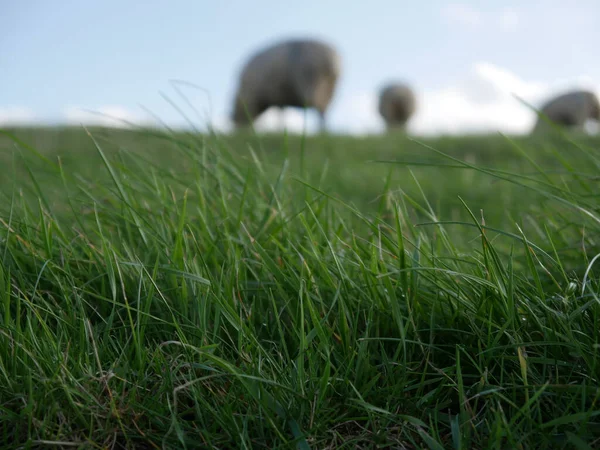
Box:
[2, 0, 599, 134]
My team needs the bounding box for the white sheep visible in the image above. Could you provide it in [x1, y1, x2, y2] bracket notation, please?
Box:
[533, 89, 600, 133]
[378, 83, 417, 130]
[231, 38, 341, 131]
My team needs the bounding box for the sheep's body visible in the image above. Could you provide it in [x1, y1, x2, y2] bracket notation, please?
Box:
[232, 38, 341, 131]
[533, 90, 600, 133]
[378, 83, 416, 130]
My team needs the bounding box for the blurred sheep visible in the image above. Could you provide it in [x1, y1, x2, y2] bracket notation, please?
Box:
[378, 83, 417, 130]
[533, 89, 600, 133]
[231, 38, 341, 131]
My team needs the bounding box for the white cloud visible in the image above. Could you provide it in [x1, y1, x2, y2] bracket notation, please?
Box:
[319, 62, 599, 137]
[245, 92, 385, 136]
[252, 107, 315, 134]
[441, 4, 483, 27]
[409, 85, 535, 135]
[63, 105, 154, 128]
[223, 63, 598, 137]
[6, 64, 598, 138]
[330, 91, 383, 135]
[408, 62, 600, 135]
[0, 107, 37, 126]
[457, 62, 547, 108]
[206, 114, 233, 133]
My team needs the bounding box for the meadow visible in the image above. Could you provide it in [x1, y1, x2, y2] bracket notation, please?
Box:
[0, 124, 599, 449]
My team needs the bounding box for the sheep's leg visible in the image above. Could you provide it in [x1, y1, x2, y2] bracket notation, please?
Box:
[292, 65, 328, 133]
[318, 111, 327, 133]
[278, 107, 285, 132]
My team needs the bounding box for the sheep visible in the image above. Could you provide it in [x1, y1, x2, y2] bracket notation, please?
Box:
[378, 83, 417, 130]
[533, 89, 600, 133]
[231, 38, 341, 132]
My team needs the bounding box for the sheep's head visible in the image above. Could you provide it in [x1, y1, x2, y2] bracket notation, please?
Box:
[588, 92, 600, 121]
[232, 96, 252, 127]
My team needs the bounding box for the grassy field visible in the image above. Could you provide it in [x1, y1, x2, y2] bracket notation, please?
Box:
[0, 125, 599, 449]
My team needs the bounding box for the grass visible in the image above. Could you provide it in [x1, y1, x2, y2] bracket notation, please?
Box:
[0, 124, 599, 448]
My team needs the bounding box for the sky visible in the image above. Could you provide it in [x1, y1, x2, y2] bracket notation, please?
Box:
[2, 0, 599, 135]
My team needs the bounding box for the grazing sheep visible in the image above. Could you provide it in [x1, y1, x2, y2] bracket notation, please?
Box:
[533, 89, 600, 133]
[378, 83, 417, 130]
[231, 38, 341, 131]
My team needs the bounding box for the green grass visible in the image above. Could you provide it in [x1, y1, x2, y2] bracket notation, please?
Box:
[0, 125, 599, 449]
